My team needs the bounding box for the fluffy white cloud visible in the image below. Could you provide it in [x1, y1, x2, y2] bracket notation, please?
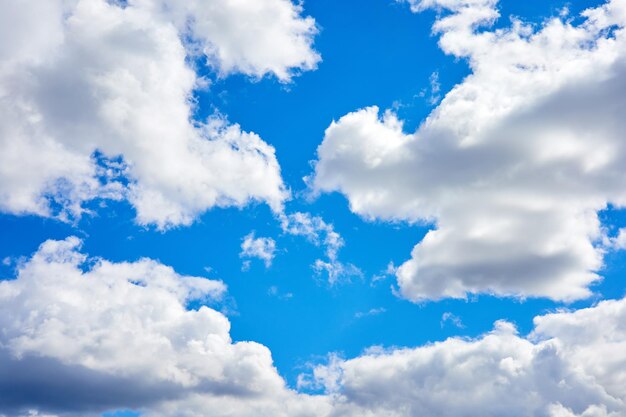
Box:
[309, 298, 626, 417]
[0, 237, 330, 417]
[0, 0, 319, 228]
[240, 232, 276, 268]
[311, 0, 626, 301]
[531, 298, 626, 402]
[141, 0, 320, 81]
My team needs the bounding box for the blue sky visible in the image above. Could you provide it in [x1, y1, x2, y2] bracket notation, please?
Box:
[2, 0, 626, 416]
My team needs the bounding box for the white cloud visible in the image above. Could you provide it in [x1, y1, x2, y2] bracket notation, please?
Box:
[0, 236, 330, 417]
[240, 232, 276, 268]
[280, 212, 362, 285]
[4, 1, 626, 417]
[280, 212, 343, 256]
[311, 0, 626, 301]
[3, 237, 626, 417]
[297, 353, 345, 394]
[0, 0, 319, 228]
[145, 0, 320, 81]
[308, 298, 626, 417]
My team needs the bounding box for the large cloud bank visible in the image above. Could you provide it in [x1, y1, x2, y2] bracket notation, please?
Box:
[0, 0, 320, 228]
[311, 0, 626, 301]
[2, 238, 626, 417]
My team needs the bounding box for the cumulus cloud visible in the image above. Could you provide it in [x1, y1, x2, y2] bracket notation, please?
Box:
[3, 237, 626, 417]
[0, 237, 330, 417]
[146, 0, 320, 81]
[240, 232, 276, 268]
[308, 298, 626, 417]
[0, 0, 319, 228]
[531, 298, 626, 402]
[311, 0, 626, 301]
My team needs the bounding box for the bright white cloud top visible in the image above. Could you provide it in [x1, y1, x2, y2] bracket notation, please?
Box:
[312, 0, 626, 301]
[0, 0, 319, 228]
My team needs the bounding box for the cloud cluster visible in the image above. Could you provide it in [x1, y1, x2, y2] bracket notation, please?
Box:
[3, 238, 626, 417]
[0, 0, 319, 228]
[311, 0, 626, 301]
[3, 1, 626, 417]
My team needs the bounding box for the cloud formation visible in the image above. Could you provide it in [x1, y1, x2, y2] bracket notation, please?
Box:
[0, 0, 319, 228]
[311, 298, 626, 417]
[311, 0, 626, 301]
[0, 237, 329, 417]
[3, 238, 626, 417]
[3, 1, 626, 417]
